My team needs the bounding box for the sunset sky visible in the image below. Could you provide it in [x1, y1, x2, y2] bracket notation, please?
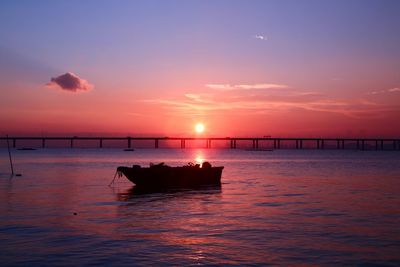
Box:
[1, 0, 399, 137]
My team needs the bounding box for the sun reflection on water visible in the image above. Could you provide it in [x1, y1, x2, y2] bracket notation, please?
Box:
[194, 151, 205, 166]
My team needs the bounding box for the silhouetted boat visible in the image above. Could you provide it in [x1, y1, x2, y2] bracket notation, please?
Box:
[116, 162, 223, 188]
[245, 148, 273, 151]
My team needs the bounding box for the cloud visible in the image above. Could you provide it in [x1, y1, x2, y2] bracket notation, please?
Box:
[46, 72, 93, 92]
[388, 87, 400, 92]
[205, 83, 288, 90]
[368, 87, 400, 95]
[254, 34, 267, 41]
[146, 90, 399, 119]
[184, 93, 215, 103]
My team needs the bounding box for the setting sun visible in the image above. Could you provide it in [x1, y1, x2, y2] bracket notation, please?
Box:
[195, 123, 205, 133]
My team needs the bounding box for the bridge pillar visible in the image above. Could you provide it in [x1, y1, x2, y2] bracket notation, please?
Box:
[42, 138, 45, 148]
[181, 139, 186, 149]
[99, 138, 103, 148]
[155, 139, 159, 148]
[128, 137, 131, 148]
[206, 139, 211, 149]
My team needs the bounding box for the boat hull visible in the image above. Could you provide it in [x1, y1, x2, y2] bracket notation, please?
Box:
[117, 165, 223, 188]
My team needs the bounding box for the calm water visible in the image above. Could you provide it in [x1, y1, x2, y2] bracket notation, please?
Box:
[1, 149, 399, 266]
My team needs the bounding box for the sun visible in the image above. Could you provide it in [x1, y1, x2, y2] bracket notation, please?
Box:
[195, 123, 205, 134]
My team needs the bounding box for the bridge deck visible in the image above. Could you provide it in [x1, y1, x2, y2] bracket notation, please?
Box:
[1, 136, 399, 150]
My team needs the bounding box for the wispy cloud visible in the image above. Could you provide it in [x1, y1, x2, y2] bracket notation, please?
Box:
[205, 83, 288, 90]
[368, 87, 400, 95]
[389, 87, 400, 92]
[184, 93, 214, 103]
[254, 34, 267, 41]
[46, 72, 93, 93]
[146, 90, 399, 119]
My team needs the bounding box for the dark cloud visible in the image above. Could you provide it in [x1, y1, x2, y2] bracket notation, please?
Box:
[47, 72, 93, 92]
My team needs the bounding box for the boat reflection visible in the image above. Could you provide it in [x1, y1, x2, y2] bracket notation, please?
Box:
[117, 184, 222, 201]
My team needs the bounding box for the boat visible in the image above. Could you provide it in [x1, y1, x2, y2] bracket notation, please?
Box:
[17, 147, 37, 151]
[116, 162, 224, 188]
[245, 148, 273, 151]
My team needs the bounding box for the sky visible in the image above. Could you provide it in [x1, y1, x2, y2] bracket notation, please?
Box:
[0, 0, 399, 137]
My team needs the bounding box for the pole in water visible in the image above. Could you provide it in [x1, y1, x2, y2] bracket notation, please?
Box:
[6, 135, 21, 176]
[6, 135, 14, 175]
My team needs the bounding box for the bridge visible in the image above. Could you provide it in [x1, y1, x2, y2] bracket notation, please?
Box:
[1, 136, 400, 150]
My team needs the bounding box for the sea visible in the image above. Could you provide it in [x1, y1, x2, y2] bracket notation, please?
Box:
[0, 148, 399, 266]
